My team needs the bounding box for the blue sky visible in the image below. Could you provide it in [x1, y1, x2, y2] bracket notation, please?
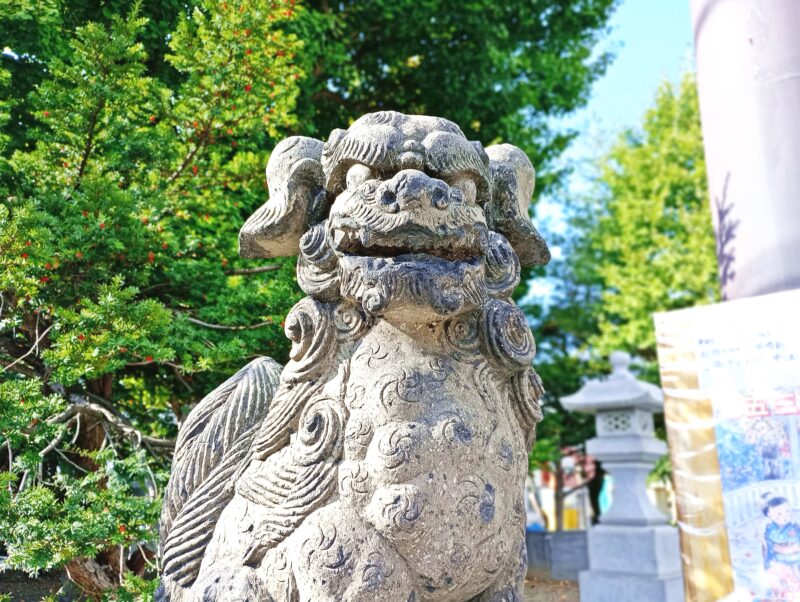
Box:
[537, 0, 696, 235]
[583, 0, 695, 140]
[525, 0, 696, 302]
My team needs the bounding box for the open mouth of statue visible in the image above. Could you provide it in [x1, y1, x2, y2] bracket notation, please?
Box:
[328, 224, 485, 264]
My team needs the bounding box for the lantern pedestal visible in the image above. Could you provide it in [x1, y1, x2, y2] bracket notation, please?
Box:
[562, 352, 684, 602]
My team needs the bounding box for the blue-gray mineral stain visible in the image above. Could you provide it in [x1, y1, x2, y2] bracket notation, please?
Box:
[479, 483, 496, 523]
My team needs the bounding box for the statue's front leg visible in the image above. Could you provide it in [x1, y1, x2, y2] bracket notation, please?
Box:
[261, 502, 420, 602]
[187, 495, 274, 601]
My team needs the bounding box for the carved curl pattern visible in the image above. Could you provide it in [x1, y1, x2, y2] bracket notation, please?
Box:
[478, 299, 535, 373]
[334, 301, 370, 341]
[484, 232, 521, 298]
[297, 222, 341, 301]
[442, 311, 480, 355]
[283, 298, 337, 382]
[293, 396, 348, 467]
[509, 368, 545, 449]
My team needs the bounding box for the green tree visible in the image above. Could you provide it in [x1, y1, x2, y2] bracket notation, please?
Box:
[291, 0, 618, 191]
[528, 74, 719, 525]
[575, 73, 718, 369]
[1, 1, 304, 596]
[3, 0, 619, 194]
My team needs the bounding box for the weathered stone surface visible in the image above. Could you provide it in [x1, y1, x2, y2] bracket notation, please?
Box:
[157, 111, 549, 601]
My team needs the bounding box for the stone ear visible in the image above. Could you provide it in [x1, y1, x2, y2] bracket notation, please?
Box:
[239, 136, 326, 259]
[485, 144, 550, 267]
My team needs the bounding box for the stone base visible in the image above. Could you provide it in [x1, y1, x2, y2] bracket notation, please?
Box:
[579, 570, 684, 602]
[579, 524, 684, 602]
[550, 530, 588, 581]
[525, 530, 589, 582]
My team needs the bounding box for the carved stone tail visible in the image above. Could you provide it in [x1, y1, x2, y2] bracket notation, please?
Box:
[158, 357, 282, 600]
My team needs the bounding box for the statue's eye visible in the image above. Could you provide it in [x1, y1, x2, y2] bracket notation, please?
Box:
[346, 164, 374, 190]
[449, 175, 477, 205]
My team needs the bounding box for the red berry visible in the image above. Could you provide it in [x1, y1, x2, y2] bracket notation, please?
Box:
[141, 216, 149, 224]
[161, 243, 168, 250]
[43, 111, 50, 118]
[63, 162, 69, 168]
[145, 355, 153, 362]
[119, 347, 128, 353]
[21, 252, 28, 259]
[75, 251, 82, 258]
[147, 251, 155, 264]
[39, 276, 49, 283]
[118, 525, 127, 534]
[245, 48, 253, 55]
[149, 115, 156, 123]
[99, 222, 105, 229]
[244, 84, 252, 92]
[82, 210, 88, 218]
[231, 140, 237, 148]
[25, 240, 31, 246]
[78, 334, 85, 341]
[191, 165, 199, 175]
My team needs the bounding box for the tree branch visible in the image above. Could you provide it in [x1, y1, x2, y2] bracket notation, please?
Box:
[0, 358, 39, 377]
[224, 265, 280, 276]
[1, 325, 53, 374]
[77, 99, 106, 181]
[166, 121, 212, 184]
[48, 401, 175, 454]
[184, 316, 273, 331]
[40, 417, 77, 458]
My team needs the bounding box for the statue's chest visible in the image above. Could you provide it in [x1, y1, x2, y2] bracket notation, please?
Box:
[339, 327, 519, 454]
[332, 326, 528, 593]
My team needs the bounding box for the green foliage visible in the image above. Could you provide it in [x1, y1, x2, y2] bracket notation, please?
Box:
[585, 74, 718, 365]
[1, 449, 164, 573]
[292, 0, 618, 192]
[1, 0, 303, 593]
[529, 74, 719, 475]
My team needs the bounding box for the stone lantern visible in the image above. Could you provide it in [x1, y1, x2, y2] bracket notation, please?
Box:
[562, 351, 683, 602]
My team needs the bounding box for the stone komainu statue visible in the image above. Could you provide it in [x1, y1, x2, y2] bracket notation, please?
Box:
[157, 112, 550, 602]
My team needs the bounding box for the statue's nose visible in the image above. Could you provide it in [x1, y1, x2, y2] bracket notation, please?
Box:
[378, 170, 449, 213]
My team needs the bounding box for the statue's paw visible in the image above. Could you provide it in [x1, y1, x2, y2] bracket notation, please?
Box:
[192, 567, 270, 602]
